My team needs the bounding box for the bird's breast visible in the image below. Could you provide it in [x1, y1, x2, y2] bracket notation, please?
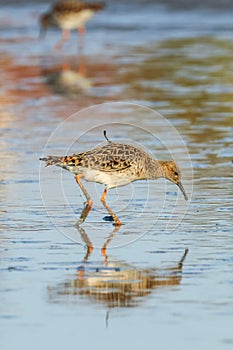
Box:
[80, 168, 135, 189]
[55, 10, 94, 29]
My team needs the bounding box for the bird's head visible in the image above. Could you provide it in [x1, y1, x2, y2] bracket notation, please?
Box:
[40, 13, 51, 28]
[161, 161, 188, 201]
[39, 13, 54, 38]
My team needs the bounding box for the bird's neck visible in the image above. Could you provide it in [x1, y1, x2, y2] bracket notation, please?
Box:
[144, 159, 164, 180]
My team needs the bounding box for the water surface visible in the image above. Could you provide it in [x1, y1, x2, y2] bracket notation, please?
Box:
[0, 1, 233, 349]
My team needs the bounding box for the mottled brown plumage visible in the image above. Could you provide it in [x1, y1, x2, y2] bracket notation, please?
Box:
[40, 131, 188, 225]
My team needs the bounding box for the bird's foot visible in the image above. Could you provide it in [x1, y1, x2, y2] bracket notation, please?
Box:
[103, 215, 122, 226]
[113, 220, 122, 227]
[83, 199, 93, 208]
[77, 217, 84, 225]
[103, 215, 114, 222]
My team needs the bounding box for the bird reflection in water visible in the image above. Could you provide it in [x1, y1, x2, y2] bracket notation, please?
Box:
[76, 221, 120, 263]
[42, 55, 91, 97]
[48, 223, 189, 310]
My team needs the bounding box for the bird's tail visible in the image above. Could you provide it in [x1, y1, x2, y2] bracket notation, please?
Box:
[39, 156, 64, 167]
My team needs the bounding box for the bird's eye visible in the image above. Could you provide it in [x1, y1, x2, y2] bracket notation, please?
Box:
[174, 171, 178, 177]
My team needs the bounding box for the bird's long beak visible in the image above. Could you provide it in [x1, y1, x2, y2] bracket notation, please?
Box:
[177, 182, 188, 201]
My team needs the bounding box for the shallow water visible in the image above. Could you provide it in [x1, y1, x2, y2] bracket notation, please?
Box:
[1, 1, 233, 349]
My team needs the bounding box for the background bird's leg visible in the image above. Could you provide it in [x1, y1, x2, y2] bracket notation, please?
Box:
[75, 174, 93, 223]
[78, 26, 86, 51]
[100, 189, 122, 226]
[55, 29, 70, 50]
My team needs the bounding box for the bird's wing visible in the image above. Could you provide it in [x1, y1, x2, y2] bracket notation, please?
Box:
[55, 143, 143, 172]
[47, 152, 132, 172]
[53, 1, 104, 14]
[78, 142, 137, 172]
[91, 156, 132, 172]
[53, 1, 84, 14]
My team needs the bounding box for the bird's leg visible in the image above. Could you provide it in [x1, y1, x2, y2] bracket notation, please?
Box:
[100, 189, 122, 226]
[55, 29, 70, 50]
[78, 203, 93, 224]
[75, 174, 92, 204]
[75, 174, 93, 223]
